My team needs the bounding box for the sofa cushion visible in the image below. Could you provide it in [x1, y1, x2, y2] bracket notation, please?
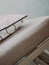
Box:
[0, 16, 49, 65]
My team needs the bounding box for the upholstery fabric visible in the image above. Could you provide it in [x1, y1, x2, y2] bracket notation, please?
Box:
[0, 16, 49, 65]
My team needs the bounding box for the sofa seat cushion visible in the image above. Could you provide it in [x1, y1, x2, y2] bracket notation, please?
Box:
[0, 16, 49, 65]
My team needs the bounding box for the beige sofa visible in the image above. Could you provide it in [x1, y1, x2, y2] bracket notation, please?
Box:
[0, 16, 49, 65]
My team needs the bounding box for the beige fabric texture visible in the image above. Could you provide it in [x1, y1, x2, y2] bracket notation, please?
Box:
[0, 16, 49, 65]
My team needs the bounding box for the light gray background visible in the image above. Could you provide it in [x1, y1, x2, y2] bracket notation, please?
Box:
[0, 0, 49, 18]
